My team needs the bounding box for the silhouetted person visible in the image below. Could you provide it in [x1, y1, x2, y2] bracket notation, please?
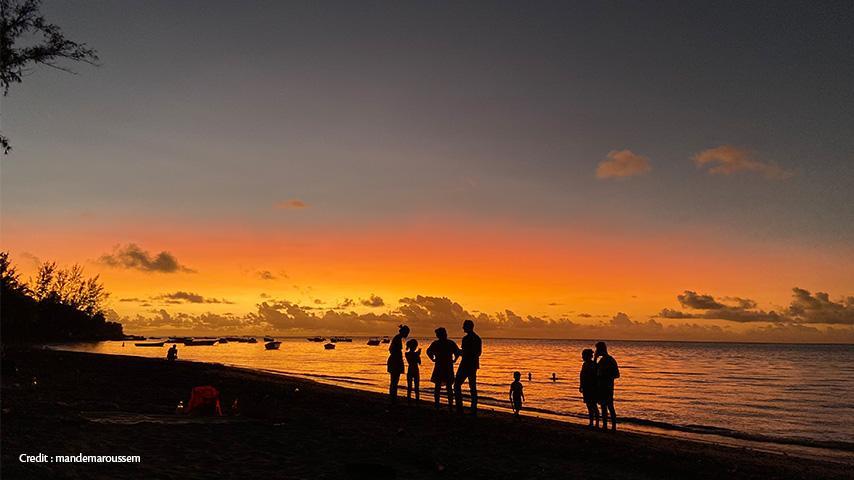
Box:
[166, 344, 178, 362]
[579, 348, 599, 428]
[386, 324, 410, 404]
[528, 372, 532, 382]
[509, 371, 525, 417]
[454, 319, 482, 415]
[551, 372, 557, 382]
[595, 341, 620, 431]
[405, 338, 421, 404]
[427, 327, 460, 410]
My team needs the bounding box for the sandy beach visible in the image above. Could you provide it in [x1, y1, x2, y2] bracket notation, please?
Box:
[0, 348, 848, 479]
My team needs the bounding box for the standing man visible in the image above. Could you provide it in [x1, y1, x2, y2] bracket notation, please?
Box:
[595, 341, 620, 431]
[454, 319, 482, 415]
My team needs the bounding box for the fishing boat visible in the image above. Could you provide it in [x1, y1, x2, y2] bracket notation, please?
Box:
[185, 339, 218, 346]
[263, 336, 275, 342]
[367, 338, 381, 346]
[218, 338, 229, 344]
[246, 337, 258, 343]
[381, 336, 390, 344]
[330, 336, 352, 343]
[307, 336, 326, 342]
[265, 341, 281, 350]
[135, 341, 166, 347]
[324, 343, 336, 350]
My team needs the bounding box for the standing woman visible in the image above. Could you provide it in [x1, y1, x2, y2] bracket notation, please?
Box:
[426, 327, 460, 410]
[387, 324, 410, 404]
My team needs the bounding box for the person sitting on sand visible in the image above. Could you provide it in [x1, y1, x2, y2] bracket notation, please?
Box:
[167, 344, 178, 362]
[579, 348, 599, 428]
[405, 339, 421, 404]
[426, 327, 460, 410]
[595, 341, 620, 431]
[509, 371, 525, 417]
[387, 324, 410, 405]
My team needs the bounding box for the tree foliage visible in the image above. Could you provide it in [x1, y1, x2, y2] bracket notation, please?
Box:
[1, 0, 99, 153]
[1, 251, 122, 343]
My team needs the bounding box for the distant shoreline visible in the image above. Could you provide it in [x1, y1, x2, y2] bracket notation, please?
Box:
[2, 348, 850, 479]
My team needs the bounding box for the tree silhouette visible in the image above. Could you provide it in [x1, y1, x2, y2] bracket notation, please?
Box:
[1, 0, 99, 154]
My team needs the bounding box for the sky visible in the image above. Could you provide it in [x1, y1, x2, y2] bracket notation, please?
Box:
[1, 1, 853, 341]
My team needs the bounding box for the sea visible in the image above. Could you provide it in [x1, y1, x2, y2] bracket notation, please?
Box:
[56, 338, 854, 461]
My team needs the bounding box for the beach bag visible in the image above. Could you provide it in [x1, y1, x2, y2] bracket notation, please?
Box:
[187, 385, 223, 416]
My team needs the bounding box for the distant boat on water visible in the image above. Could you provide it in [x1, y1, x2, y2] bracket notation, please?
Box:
[185, 339, 218, 346]
[135, 341, 165, 347]
[367, 338, 381, 346]
[265, 341, 281, 350]
[218, 338, 229, 344]
[324, 343, 336, 350]
[330, 336, 352, 343]
[307, 336, 326, 342]
[381, 336, 390, 344]
[166, 337, 191, 343]
[263, 336, 275, 342]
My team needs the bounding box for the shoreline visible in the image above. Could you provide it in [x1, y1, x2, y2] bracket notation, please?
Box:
[2, 348, 851, 479]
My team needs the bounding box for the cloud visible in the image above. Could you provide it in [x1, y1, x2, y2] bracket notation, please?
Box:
[360, 294, 385, 307]
[337, 298, 356, 309]
[98, 244, 193, 273]
[692, 145, 793, 180]
[153, 291, 234, 305]
[787, 288, 854, 325]
[257, 270, 277, 281]
[275, 199, 308, 210]
[659, 288, 853, 325]
[595, 150, 652, 180]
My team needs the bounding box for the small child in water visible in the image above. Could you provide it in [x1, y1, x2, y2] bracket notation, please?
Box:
[509, 371, 525, 416]
[579, 348, 599, 427]
[405, 339, 421, 404]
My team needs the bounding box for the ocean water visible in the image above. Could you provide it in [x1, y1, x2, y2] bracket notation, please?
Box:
[57, 338, 854, 453]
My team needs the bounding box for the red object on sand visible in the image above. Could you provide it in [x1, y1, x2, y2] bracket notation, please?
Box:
[187, 386, 223, 416]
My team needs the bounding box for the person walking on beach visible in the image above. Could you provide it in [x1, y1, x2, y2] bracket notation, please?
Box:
[426, 327, 460, 410]
[595, 341, 620, 431]
[387, 324, 410, 404]
[454, 319, 482, 415]
[579, 348, 599, 428]
[509, 371, 525, 417]
[405, 339, 421, 404]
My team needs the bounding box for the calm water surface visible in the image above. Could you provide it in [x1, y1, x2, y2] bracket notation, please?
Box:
[58, 339, 854, 452]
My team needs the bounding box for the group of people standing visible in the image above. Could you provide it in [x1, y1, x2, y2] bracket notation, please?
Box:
[386, 320, 482, 414]
[386, 322, 621, 430]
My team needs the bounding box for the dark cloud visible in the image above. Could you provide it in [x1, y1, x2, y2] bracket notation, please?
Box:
[337, 298, 355, 309]
[257, 270, 276, 281]
[360, 294, 385, 307]
[98, 244, 193, 273]
[660, 288, 853, 325]
[153, 291, 234, 304]
[119, 297, 144, 303]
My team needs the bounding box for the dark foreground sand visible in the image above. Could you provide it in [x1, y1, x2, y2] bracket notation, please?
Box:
[1, 348, 849, 479]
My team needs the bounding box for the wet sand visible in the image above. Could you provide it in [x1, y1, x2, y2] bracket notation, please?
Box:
[1, 348, 849, 479]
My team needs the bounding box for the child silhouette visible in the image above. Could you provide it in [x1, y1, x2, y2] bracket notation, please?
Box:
[405, 339, 421, 404]
[509, 371, 525, 416]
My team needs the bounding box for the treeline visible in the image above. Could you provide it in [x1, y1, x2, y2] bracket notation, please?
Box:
[1, 252, 123, 343]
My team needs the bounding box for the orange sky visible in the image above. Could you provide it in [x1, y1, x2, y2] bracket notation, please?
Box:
[3, 212, 852, 341]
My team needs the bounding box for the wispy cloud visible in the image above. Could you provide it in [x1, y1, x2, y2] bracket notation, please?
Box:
[693, 145, 793, 179]
[98, 244, 194, 273]
[595, 149, 652, 180]
[360, 294, 385, 307]
[275, 199, 308, 210]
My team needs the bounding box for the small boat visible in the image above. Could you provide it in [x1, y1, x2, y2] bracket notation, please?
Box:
[218, 338, 229, 344]
[330, 336, 353, 343]
[381, 336, 390, 344]
[166, 337, 191, 343]
[135, 341, 165, 347]
[367, 338, 381, 346]
[265, 341, 281, 350]
[307, 336, 326, 342]
[263, 336, 275, 342]
[246, 337, 258, 343]
[185, 339, 218, 346]
[324, 343, 336, 350]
